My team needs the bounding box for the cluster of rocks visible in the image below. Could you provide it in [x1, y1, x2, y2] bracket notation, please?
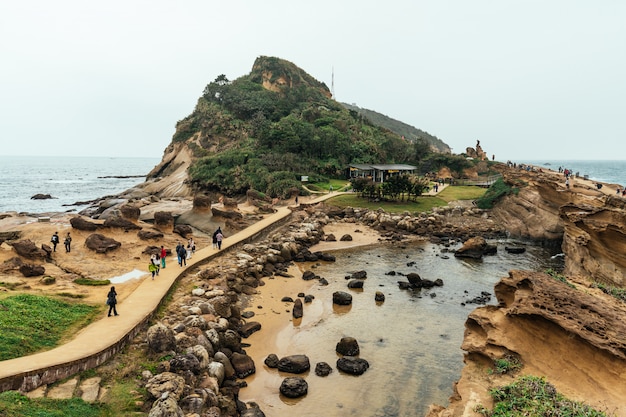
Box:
[324, 205, 506, 243]
[263, 336, 369, 399]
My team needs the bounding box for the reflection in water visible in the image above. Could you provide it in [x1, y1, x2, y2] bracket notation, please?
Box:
[241, 240, 563, 417]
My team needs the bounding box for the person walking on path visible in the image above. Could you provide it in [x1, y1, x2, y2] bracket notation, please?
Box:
[150, 254, 160, 278]
[107, 286, 119, 316]
[212, 227, 222, 249]
[216, 230, 224, 250]
[176, 242, 187, 267]
[160, 245, 167, 268]
[50, 232, 59, 252]
[64, 232, 72, 253]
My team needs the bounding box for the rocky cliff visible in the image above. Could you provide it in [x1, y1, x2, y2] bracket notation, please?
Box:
[429, 165, 626, 416]
[491, 164, 626, 286]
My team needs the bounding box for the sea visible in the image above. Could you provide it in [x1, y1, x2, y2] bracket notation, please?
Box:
[0, 157, 624, 215]
[0, 156, 160, 214]
[523, 159, 626, 186]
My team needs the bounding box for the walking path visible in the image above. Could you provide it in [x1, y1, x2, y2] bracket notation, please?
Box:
[0, 184, 449, 393]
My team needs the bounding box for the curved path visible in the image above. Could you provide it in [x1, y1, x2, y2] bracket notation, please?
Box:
[0, 193, 337, 393]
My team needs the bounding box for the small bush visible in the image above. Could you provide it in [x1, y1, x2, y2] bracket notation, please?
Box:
[479, 375, 608, 416]
[475, 178, 518, 209]
[490, 355, 522, 375]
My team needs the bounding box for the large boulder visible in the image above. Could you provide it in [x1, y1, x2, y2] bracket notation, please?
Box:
[279, 377, 308, 398]
[454, 236, 496, 259]
[239, 321, 262, 338]
[173, 224, 193, 238]
[119, 204, 140, 221]
[70, 216, 100, 231]
[277, 355, 310, 374]
[337, 356, 369, 375]
[292, 298, 303, 319]
[138, 230, 165, 240]
[336, 337, 360, 356]
[11, 240, 46, 259]
[193, 195, 212, 210]
[19, 264, 45, 277]
[147, 323, 176, 353]
[148, 394, 184, 417]
[212, 206, 243, 219]
[85, 234, 121, 253]
[103, 217, 141, 230]
[31, 193, 54, 200]
[332, 291, 353, 306]
[169, 353, 201, 374]
[154, 211, 174, 227]
[230, 352, 256, 378]
[209, 296, 232, 318]
[145, 372, 186, 400]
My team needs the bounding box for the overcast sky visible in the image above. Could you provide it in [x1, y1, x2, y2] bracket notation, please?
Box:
[1, 1, 624, 161]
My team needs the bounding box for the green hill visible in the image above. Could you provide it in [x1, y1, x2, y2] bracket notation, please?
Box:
[340, 103, 450, 153]
[165, 56, 459, 198]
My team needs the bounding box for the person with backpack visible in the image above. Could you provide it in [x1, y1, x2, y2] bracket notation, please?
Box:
[107, 286, 119, 317]
[64, 232, 72, 253]
[50, 231, 59, 252]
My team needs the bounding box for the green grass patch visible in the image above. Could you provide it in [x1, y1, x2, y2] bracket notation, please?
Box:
[105, 380, 146, 414]
[74, 278, 111, 286]
[437, 185, 487, 202]
[56, 292, 87, 299]
[0, 294, 100, 360]
[545, 269, 576, 289]
[593, 282, 626, 303]
[476, 375, 608, 416]
[0, 391, 112, 417]
[325, 193, 448, 214]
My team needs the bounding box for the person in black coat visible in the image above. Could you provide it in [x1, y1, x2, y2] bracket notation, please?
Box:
[107, 286, 119, 316]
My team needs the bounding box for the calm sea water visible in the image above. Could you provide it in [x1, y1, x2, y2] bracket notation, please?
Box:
[0, 156, 160, 214]
[524, 160, 626, 186]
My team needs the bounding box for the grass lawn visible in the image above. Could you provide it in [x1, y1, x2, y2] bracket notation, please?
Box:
[324, 185, 487, 214]
[0, 391, 112, 417]
[0, 294, 101, 361]
[325, 193, 448, 213]
[437, 185, 487, 202]
[306, 179, 351, 193]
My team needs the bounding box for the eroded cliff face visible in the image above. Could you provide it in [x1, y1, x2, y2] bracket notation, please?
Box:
[428, 166, 626, 416]
[491, 165, 626, 286]
[561, 196, 626, 287]
[428, 270, 626, 417]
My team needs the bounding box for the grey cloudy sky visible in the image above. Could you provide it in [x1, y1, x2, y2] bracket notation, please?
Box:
[1, 1, 624, 161]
